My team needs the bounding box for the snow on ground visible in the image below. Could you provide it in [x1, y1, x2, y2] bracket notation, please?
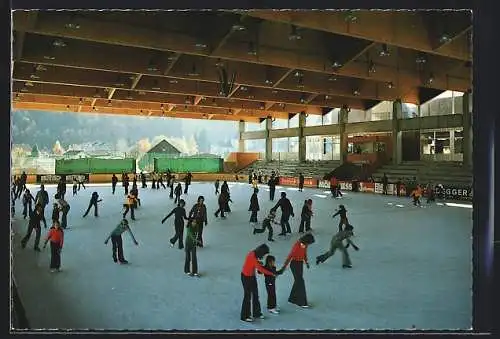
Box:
[11, 182, 472, 330]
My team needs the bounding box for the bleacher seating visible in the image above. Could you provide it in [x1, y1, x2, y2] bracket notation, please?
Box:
[372, 161, 472, 186]
[241, 160, 341, 178]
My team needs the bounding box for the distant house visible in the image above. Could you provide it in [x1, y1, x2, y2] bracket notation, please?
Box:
[63, 150, 87, 159]
[138, 140, 181, 171]
[147, 139, 181, 155]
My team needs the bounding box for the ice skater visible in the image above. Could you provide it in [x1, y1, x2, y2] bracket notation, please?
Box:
[72, 179, 78, 196]
[280, 233, 315, 308]
[411, 185, 422, 207]
[298, 199, 313, 233]
[263, 255, 285, 314]
[122, 193, 137, 220]
[298, 173, 304, 192]
[51, 202, 60, 223]
[104, 218, 138, 264]
[34, 185, 49, 228]
[253, 210, 279, 242]
[271, 192, 294, 236]
[268, 175, 277, 201]
[184, 172, 192, 194]
[214, 179, 220, 195]
[174, 183, 183, 204]
[184, 219, 201, 276]
[169, 177, 175, 199]
[315, 224, 359, 268]
[248, 188, 260, 224]
[83, 192, 102, 218]
[21, 205, 43, 251]
[188, 196, 208, 247]
[240, 244, 275, 322]
[332, 204, 349, 232]
[43, 220, 64, 272]
[111, 174, 118, 194]
[214, 190, 229, 219]
[56, 196, 70, 229]
[162, 199, 188, 249]
[22, 189, 35, 219]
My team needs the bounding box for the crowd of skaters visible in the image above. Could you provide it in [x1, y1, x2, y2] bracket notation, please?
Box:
[12, 167, 366, 324]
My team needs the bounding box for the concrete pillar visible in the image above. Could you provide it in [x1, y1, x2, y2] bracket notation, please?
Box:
[462, 92, 472, 167]
[339, 106, 349, 164]
[298, 111, 307, 162]
[238, 120, 245, 153]
[392, 99, 403, 164]
[287, 118, 291, 153]
[265, 117, 273, 162]
[449, 129, 455, 155]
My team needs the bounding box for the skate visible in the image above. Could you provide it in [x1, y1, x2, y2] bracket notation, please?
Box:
[242, 317, 253, 322]
[269, 309, 280, 314]
[119, 260, 129, 264]
[342, 264, 352, 269]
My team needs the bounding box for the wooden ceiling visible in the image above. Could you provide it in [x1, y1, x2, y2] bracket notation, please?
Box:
[12, 10, 472, 123]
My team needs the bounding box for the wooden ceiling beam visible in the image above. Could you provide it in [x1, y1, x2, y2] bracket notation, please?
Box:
[130, 74, 143, 90]
[14, 11, 469, 92]
[244, 10, 471, 61]
[163, 52, 182, 75]
[272, 69, 295, 88]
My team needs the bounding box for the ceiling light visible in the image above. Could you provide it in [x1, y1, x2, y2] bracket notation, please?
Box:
[107, 100, 112, 106]
[35, 65, 47, 72]
[328, 76, 337, 81]
[289, 25, 302, 40]
[368, 61, 376, 73]
[14, 93, 20, 100]
[215, 59, 225, 67]
[247, 42, 257, 56]
[195, 43, 207, 49]
[331, 61, 342, 69]
[300, 94, 306, 104]
[24, 81, 34, 87]
[240, 86, 248, 92]
[20, 88, 28, 92]
[185, 96, 192, 104]
[151, 80, 161, 90]
[247, 94, 255, 99]
[325, 95, 331, 100]
[271, 89, 279, 94]
[279, 103, 285, 108]
[79, 98, 83, 104]
[415, 53, 427, 64]
[353, 89, 360, 96]
[387, 82, 395, 89]
[52, 39, 67, 47]
[259, 102, 265, 110]
[169, 79, 178, 84]
[65, 22, 80, 29]
[379, 44, 390, 57]
[439, 33, 451, 44]
[188, 64, 200, 77]
[426, 73, 434, 85]
[92, 106, 98, 111]
[296, 77, 304, 89]
[43, 55, 55, 60]
[344, 11, 358, 23]
[138, 91, 146, 96]
[232, 24, 246, 31]
[293, 70, 303, 78]
[147, 64, 159, 72]
[265, 79, 273, 85]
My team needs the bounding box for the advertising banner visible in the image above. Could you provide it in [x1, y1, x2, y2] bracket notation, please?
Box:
[303, 178, 318, 188]
[339, 181, 353, 191]
[36, 174, 89, 184]
[374, 183, 383, 194]
[442, 185, 472, 201]
[318, 180, 330, 189]
[359, 182, 375, 193]
[279, 177, 298, 186]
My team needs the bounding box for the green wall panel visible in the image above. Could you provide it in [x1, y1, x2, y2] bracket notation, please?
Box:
[154, 157, 222, 173]
[55, 158, 136, 174]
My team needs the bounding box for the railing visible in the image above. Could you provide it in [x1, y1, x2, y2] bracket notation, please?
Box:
[421, 153, 463, 162]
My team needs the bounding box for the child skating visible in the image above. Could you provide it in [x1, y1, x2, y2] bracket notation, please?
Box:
[253, 210, 279, 242]
[162, 199, 188, 249]
[298, 199, 313, 233]
[262, 255, 284, 314]
[104, 219, 139, 264]
[315, 224, 359, 268]
[43, 220, 64, 272]
[332, 204, 349, 231]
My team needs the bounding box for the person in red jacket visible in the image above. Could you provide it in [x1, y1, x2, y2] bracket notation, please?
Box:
[43, 220, 64, 272]
[240, 244, 275, 322]
[280, 233, 315, 308]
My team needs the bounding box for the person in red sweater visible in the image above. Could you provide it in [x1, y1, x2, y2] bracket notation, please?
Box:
[240, 244, 275, 322]
[43, 220, 64, 273]
[280, 233, 315, 308]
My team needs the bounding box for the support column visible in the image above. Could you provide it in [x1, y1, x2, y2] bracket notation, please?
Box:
[339, 105, 349, 165]
[462, 92, 472, 168]
[238, 120, 245, 153]
[265, 117, 273, 162]
[449, 129, 455, 155]
[392, 99, 403, 164]
[298, 111, 307, 162]
[287, 117, 291, 153]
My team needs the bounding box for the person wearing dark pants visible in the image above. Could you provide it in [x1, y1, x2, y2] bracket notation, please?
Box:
[83, 192, 102, 218]
[43, 220, 64, 272]
[382, 173, 388, 195]
[78, 175, 86, 190]
[21, 206, 43, 251]
[57, 197, 70, 229]
[214, 191, 229, 219]
[72, 180, 78, 196]
[280, 233, 315, 308]
[240, 244, 274, 322]
[184, 172, 192, 194]
[214, 179, 220, 195]
[169, 179, 175, 199]
[189, 196, 208, 247]
[104, 219, 138, 264]
[140, 172, 147, 188]
[332, 205, 349, 232]
[268, 176, 277, 201]
[162, 199, 188, 249]
[158, 173, 166, 189]
[248, 188, 259, 224]
[123, 194, 137, 220]
[35, 185, 49, 228]
[22, 189, 35, 219]
[111, 174, 118, 194]
[253, 211, 278, 242]
[57, 178, 66, 201]
[298, 173, 304, 192]
[123, 174, 130, 195]
[316, 224, 359, 268]
[174, 183, 183, 204]
[263, 255, 284, 314]
[271, 192, 294, 236]
[298, 199, 313, 233]
[184, 220, 200, 276]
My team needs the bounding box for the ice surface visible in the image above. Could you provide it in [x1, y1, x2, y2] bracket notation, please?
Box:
[11, 182, 472, 330]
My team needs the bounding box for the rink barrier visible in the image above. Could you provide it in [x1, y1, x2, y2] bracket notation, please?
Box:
[87, 173, 250, 183]
[279, 176, 318, 188]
